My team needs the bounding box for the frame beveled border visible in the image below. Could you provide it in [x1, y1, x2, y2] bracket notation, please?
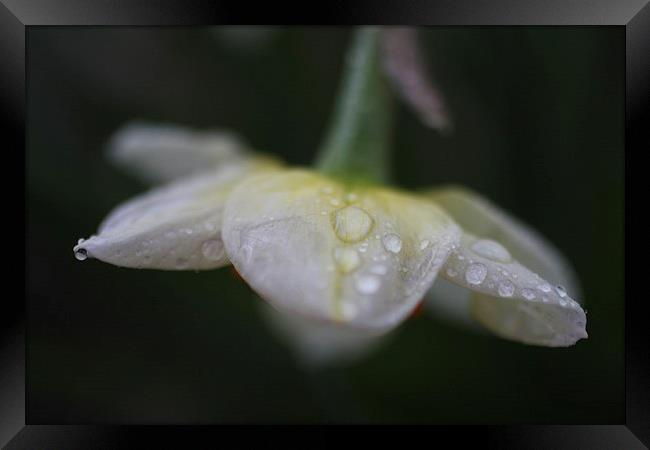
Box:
[4, 1, 647, 447]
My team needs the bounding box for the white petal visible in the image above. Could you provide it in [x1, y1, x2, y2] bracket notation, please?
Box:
[428, 186, 580, 297]
[435, 233, 587, 346]
[73, 159, 280, 270]
[222, 170, 462, 333]
[259, 302, 386, 367]
[425, 187, 586, 346]
[107, 121, 253, 184]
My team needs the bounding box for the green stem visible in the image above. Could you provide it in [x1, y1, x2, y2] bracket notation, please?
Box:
[315, 27, 392, 185]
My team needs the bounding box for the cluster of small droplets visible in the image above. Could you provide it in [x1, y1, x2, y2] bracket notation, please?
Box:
[442, 243, 581, 308]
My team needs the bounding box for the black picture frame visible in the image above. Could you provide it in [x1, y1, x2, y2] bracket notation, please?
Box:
[4, 1, 647, 447]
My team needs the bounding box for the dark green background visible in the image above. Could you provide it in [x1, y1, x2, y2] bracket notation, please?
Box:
[27, 27, 624, 423]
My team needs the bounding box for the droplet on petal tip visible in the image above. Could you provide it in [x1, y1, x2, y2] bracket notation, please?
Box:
[74, 246, 88, 261]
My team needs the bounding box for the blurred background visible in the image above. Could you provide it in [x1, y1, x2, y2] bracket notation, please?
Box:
[27, 26, 623, 423]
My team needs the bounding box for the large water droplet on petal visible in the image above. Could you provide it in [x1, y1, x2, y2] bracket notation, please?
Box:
[555, 285, 568, 298]
[332, 206, 374, 243]
[333, 247, 361, 273]
[355, 275, 381, 295]
[382, 233, 402, 253]
[465, 263, 487, 285]
[470, 239, 511, 262]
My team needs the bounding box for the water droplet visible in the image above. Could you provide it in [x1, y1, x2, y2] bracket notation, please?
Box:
[333, 247, 361, 273]
[470, 239, 511, 262]
[559, 298, 568, 307]
[382, 233, 402, 253]
[539, 283, 552, 293]
[522, 288, 536, 300]
[74, 248, 87, 261]
[465, 263, 487, 285]
[201, 239, 224, 261]
[419, 239, 430, 250]
[498, 280, 515, 297]
[355, 275, 381, 295]
[555, 285, 568, 298]
[358, 242, 368, 253]
[332, 206, 374, 243]
[446, 267, 458, 277]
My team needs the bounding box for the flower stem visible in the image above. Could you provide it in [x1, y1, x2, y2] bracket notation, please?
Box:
[315, 27, 392, 184]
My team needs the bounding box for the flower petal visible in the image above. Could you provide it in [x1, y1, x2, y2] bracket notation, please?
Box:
[222, 170, 462, 332]
[425, 187, 586, 347]
[107, 121, 254, 184]
[259, 302, 386, 367]
[73, 158, 280, 270]
[428, 185, 580, 296]
[438, 234, 587, 346]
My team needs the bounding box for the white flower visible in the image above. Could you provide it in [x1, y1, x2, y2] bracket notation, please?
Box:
[74, 122, 587, 365]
